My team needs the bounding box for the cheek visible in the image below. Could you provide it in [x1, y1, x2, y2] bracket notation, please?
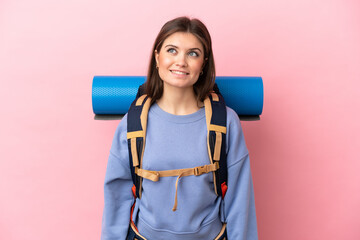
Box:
[158, 55, 172, 68]
[192, 61, 204, 72]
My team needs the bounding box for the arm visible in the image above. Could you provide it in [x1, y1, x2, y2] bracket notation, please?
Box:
[224, 108, 258, 240]
[101, 116, 134, 240]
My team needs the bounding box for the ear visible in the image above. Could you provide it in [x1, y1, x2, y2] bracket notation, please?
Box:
[155, 50, 159, 66]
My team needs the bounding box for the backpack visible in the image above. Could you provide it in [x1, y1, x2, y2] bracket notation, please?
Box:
[126, 84, 228, 212]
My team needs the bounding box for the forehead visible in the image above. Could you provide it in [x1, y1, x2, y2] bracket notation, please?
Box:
[162, 32, 203, 51]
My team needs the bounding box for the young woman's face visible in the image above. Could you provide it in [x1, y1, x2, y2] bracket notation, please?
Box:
[155, 32, 205, 90]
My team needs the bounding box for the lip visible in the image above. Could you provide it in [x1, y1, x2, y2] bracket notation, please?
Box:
[170, 69, 189, 75]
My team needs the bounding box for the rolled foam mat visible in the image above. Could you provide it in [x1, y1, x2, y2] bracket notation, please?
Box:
[92, 76, 263, 116]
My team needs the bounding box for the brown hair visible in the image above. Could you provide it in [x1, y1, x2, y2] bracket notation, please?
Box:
[145, 16, 216, 104]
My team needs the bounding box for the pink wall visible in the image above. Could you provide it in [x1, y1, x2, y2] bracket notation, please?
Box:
[1, 0, 359, 239]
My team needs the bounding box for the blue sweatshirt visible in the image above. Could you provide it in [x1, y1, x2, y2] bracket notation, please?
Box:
[101, 103, 258, 240]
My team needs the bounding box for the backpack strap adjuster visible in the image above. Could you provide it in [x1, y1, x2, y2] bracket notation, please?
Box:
[194, 162, 219, 176]
[194, 166, 207, 176]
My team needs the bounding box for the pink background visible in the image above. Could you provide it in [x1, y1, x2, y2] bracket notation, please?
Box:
[1, 0, 359, 239]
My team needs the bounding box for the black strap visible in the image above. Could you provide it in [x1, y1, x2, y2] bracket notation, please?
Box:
[136, 84, 146, 98]
[127, 95, 147, 198]
[208, 93, 228, 197]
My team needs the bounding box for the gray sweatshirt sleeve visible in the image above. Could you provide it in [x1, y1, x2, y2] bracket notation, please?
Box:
[224, 108, 258, 239]
[101, 115, 134, 240]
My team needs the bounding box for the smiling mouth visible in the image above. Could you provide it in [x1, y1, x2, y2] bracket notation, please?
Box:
[170, 70, 189, 75]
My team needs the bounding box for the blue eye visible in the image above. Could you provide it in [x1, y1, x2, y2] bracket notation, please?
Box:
[188, 51, 199, 57]
[167, 48, 177, 54]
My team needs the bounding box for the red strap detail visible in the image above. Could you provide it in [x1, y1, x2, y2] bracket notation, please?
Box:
[130, 185, 138, 231]
[130, 201, 138, 231]
[131, 184, 136, 198]
[221, 182, 228, 198]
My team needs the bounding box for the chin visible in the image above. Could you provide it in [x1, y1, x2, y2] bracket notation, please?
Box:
[164, 81, 195, 90]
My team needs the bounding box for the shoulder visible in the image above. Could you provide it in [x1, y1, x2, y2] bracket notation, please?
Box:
[225, 106, 249, 160]
[116, 113, 128, 136]
[110, 114, 128, 155]
[226, 106, 242, 131]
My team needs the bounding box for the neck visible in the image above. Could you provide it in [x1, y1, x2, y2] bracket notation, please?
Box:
[157, 85, 203, 115]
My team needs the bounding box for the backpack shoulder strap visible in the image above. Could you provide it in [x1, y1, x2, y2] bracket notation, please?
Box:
[204, 92, 228, 198]
[127, 93, 151, 199]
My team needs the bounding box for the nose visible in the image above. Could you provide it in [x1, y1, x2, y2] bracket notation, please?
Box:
[175, 53, 188, 67]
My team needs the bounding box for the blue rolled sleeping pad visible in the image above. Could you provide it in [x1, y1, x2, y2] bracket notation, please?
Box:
[92, 76, 263, 120]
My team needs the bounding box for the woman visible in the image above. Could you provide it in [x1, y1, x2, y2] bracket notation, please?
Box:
[101, 16, 258, 240]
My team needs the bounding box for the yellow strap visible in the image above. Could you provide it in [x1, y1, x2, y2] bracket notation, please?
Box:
[204, 95, 219, 195]
[213, 131, 222, 161]
[214, 223, 227, 240]
[172, 172, 185, 211]
[211, 92, 219, 101]
[136, 94, 147, 106]
[137, 96, 152, 198]
[130, 221, 147, 239]
[135, 163, 219, 211]
[204, 96, 213, 163]
[209, 124, 227, 134]
[130, 138, 139, 167]
[135, 168, 160, 181]
[127, 130, 144, 139]
[135, 163, 219, 181]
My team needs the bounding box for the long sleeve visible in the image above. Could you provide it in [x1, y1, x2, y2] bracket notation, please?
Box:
[101, 115, 134, 240]
[224, 108, 258, 240]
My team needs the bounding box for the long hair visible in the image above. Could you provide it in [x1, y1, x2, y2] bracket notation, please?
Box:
[145, 16, 216, 104]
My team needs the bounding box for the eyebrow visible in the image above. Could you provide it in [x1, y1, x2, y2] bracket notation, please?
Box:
[164, 44, 202, 53]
